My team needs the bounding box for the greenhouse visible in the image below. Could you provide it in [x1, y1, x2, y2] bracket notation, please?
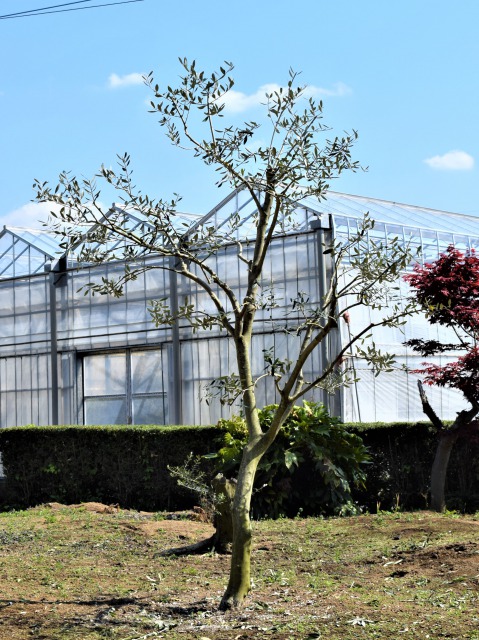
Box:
[1, 188, 478, 433]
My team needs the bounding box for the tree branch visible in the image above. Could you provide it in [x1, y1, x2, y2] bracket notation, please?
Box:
[417, 380, 444, 431]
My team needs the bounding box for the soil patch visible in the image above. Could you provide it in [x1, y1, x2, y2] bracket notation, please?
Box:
[0, 508, 478, 639]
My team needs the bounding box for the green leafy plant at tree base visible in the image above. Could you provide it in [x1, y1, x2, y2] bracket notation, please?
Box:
[213, 401, 369, 518]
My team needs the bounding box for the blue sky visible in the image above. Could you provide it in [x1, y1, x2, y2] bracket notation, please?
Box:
[1, 0, 479, 228]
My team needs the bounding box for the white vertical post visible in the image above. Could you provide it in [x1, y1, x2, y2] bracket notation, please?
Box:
[310, 216, 342, 416]
[45, 264, 59, 425]
[169, 259, 183, 425]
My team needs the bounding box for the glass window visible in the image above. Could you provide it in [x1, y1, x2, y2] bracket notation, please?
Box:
[84, 353, 126, 396]
[131, 350, 165, 394]
[82, 348, 168, 425]
[132, 395, 168, 424]
[84, 397, 127, 425]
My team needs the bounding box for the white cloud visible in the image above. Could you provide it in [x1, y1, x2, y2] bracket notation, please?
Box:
[220, 81, 352, 113]
[306, 82, 352, 99]
[221, 84, 281, 113]
[0, 202, 62, 230]
[108, 72, 145, 89]
[1, 200, 110, 231]
[424, 150, 475, 171]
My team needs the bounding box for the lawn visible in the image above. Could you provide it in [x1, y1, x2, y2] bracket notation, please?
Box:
[0, 503, 478, 639]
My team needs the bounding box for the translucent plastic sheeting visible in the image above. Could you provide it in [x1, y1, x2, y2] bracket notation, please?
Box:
[0, 274, 50, 356]
[0, 353, 51, 427]
[180, 328, 326, 426]
[59, 260, 173, 352]
[310, 192, 479, 238]
[341, 360, 466, 423]
[338, 273, 473, 422]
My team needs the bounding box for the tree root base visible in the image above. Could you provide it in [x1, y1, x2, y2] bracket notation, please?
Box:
[156, 534, 231, 557]
[219, 592, 248, 611]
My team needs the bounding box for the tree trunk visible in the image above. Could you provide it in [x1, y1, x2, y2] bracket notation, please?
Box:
[430, 430, 459, 512]
[219, 445, 261, 610]
[416, 381, 479, 513]
[221, 334, 292, 610]
[211, 474, 236, 554]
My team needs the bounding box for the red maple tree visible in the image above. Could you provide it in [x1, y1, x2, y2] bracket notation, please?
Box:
[405, 245, 479, 511]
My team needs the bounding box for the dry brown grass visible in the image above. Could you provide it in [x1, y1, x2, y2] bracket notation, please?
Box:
[0, 504, 478, 639]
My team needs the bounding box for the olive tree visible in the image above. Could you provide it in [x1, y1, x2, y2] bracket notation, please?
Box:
[35, 59, 414, 609]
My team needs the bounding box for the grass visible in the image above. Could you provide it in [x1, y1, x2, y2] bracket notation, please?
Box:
[0, 504, 478, 638]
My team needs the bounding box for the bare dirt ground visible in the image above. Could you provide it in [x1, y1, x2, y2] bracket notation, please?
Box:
[0, 504, 478, 639]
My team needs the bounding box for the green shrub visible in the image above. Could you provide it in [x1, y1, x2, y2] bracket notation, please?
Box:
[2, 416, 478, 514]
[213, 402, 370, 518]
[0, 424, 218, 510]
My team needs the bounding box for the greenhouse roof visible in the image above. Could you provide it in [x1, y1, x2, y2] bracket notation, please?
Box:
[198, 188, 479, 240]
[0, 225, 61, 279]
[3, 190, 479, 279]
[308, 191, 479, 236]
[2, 226, 62, 256]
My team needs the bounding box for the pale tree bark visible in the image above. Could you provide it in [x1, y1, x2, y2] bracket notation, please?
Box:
[417, 381, 479, 512]
[220, 443, 261, 609]
[219, 404, 294, 608]
[220, 332, 294, 609]
[219, 331, 263, 609]
[430, 430, 460, 512]
[211, 474, 236, 554]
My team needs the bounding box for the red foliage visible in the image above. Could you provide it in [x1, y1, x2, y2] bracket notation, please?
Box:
[405, 245, 479, 333]
[406, 245, 479, 404]
[411, 347, 479, 403]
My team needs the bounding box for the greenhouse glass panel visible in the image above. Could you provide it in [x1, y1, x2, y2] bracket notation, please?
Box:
[420, 230, 439, 262]
[369, 221, 386, 241]
[126, 301, 148, 324]
[82, 349, 168, 425]
[84, 353, 126, 396]
[3, 359, 16, 391]
[386, 225, 405, 243]
[84, 397, 127, 425]
[3, 392, 17, 426]
[437, 232, 454, 254]
[333, 216, 350, 243]
[132, 395, 167, 424]
[14, 315, 30, 337]
[131, 350, 165, 394]
[452, 235, 471, 252]
[0, 284, 14, 316]
[109, 301, 127, 326]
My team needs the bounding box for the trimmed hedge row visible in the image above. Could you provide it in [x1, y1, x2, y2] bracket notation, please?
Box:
[350, 421, 479, 512]
[0, 421, 478, 512]
[0, 424, 219, 510]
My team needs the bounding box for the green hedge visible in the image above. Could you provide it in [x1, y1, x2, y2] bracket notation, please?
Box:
[0, 424, 219, 510]
[0, 420, 478, 513]
[349, 421, 479, 512]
